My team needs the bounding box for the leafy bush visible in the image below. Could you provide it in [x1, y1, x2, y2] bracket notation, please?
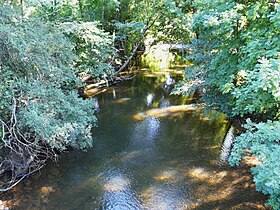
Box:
[177, 1, 280, 208]
[29, 0, 117, 80]
[59, 21, 116, 79]
[229, 120, 280, 209]
[17, 83, 96, 150]
[179, 0, 280, 119]
[0, 4, 96, 191]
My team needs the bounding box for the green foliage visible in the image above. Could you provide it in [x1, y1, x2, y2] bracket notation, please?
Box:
[180, 0, 280, 119]
[26, 0, 192, 70]
[127, 0, 191, 43]
[229, 120, 280, 209]
[31, 0, 80, 22]
[103, 0, 192, 66]
[114, 20, 146, 55]
[0, 4, 96, 151]
[18, 84, 95, 150]
[30, 0, 120, 30]
[23, 0, 117, 80]
[231, 58, 280, 117]
[59, 21, 116, 79]
[177, 1, 280, 208]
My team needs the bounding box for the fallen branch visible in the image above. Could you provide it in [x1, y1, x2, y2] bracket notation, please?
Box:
[116, 12, 160, 75]
[0, 98, 55, 192]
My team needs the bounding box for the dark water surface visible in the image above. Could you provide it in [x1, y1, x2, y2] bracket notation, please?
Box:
[2, 70, 268, 209]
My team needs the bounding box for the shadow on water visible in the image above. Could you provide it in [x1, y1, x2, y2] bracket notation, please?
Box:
[2, 69, 268, 210]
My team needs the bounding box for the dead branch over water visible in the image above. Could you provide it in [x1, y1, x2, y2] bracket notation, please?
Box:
[0, 98, 56, 192]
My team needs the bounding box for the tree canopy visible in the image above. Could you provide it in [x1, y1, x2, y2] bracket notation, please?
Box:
[176, 0, 280, 208]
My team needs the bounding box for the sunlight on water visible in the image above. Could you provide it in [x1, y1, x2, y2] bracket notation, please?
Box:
[133, 104, 198, 120]
[153, 169, 178, 182]
[113, 97, 131, 104]
[140, 183, 192, 210]
[100, 169, 143, 210]
[103, 176, 130, 192]
[219, 126, 234, 164]
[129, 117, 161, 149]
[1, 69, 268, 210]
[146, 93, 153, 106]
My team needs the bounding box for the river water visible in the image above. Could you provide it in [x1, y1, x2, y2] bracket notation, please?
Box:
[2, 69, 267, 209]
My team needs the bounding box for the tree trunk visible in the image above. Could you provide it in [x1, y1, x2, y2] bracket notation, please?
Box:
[116, 15, 158, 74]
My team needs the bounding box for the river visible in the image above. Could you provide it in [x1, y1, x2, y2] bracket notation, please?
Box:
[2, 69, 267, 209]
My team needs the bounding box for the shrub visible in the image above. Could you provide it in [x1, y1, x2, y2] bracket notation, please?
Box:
[229, 119, 280, 209]
[0, 4, 96, 191]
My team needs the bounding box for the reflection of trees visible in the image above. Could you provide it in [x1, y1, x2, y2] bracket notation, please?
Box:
[156, 112, 228, 159]
[93, 71, 231, 209]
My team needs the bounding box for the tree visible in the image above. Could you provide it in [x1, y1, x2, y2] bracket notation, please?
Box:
[113, 0, 192, 72]
[176, 0, 280, 208]
[0, 3, 97, 191]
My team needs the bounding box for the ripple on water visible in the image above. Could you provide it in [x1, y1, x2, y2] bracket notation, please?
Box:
[139, 167, 193, 210]
[100, 169, 143, 210]
[1, 71, 268, 210]
[140, 183, 192, 210]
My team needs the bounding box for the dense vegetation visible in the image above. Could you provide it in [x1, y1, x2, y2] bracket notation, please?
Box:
[0, 1, 113, 191]
[0, 0, 279, 208]
[179, 0, 280, 208]
[0, 0, 191, 191]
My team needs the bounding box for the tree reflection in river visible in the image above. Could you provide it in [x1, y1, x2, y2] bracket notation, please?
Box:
[1, 69, 268, 210]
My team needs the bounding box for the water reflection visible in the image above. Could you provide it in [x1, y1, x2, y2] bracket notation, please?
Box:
[1, 69, 268, 210]
[112, 88, 116, 99]
[100, 168, 142, 210]
[163, 74, 175, 90]
[141, 184, 190, 210]
[113, 98, 131, 104]
[141, 167, 192, 210]
[93, 98, 100, 112]
[219, 126, 234, 164]
[146, 93, 153, 107]
[133, 105, 197, 121]
[159, 99, 170, 108]
[130, 117, 161, 149]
